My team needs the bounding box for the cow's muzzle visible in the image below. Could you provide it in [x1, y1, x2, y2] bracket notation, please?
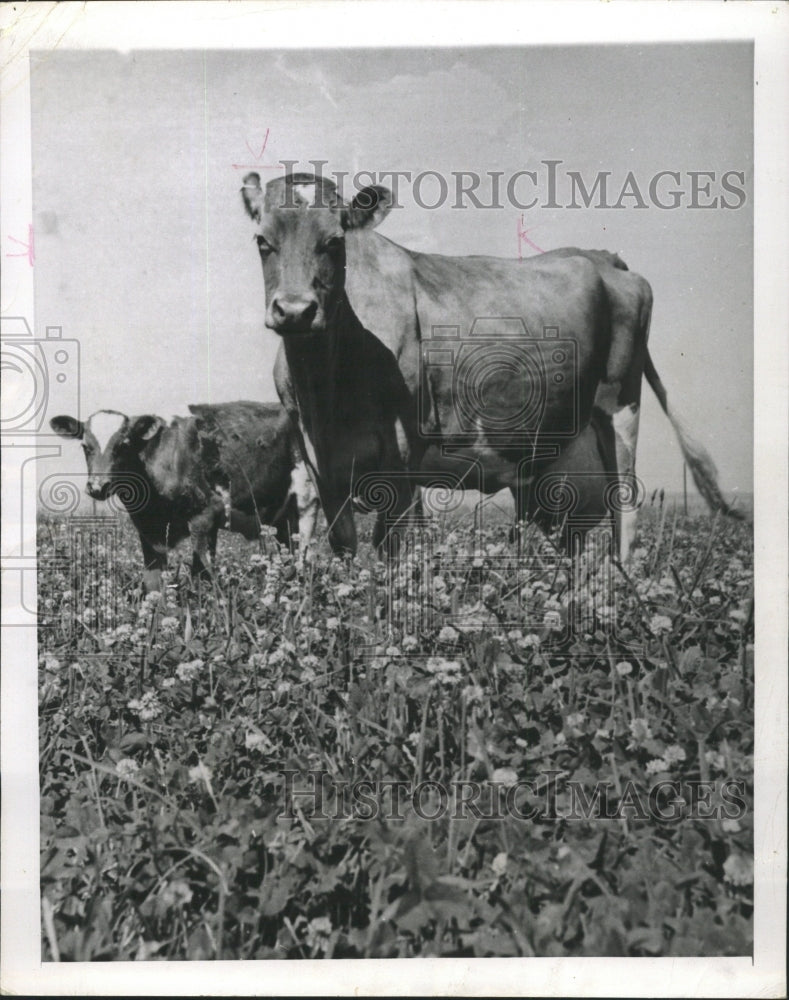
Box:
[268, 295, 320, 335]
[86, 480, 111, 501]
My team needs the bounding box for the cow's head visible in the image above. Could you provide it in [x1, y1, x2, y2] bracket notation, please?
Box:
[241, 171, 393, 336]
[50, 411, 164, 501]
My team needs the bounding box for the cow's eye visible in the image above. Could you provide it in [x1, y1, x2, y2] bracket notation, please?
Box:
[255, 234, 275, 255]
[321, 236, 344, 254]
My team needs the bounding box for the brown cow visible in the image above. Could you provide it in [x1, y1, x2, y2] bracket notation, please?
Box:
[50, 401, 319, 591]
[241, 171, 741, 559]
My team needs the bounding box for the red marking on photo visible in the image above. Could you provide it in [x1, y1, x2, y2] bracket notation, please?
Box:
[517, 215, 545, 259]
[232, 129, 282, 170]
[6, 224, 35, 266]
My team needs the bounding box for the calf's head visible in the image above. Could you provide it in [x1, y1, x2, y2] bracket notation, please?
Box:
[50, 411, 164, 501]
[241, 171, 393, 336]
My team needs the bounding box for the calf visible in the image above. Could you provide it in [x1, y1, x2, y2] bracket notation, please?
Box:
[50, 401, 319, 591]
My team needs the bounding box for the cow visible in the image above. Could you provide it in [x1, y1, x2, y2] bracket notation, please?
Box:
[240, 171, 742, 560]
[49, 401, 319, 592]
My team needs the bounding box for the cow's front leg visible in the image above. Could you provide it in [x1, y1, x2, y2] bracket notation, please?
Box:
[289, 462, 320, 556]
[322, 492, 357, 557]
[139, 536, 168, 594]
[371, 475, 419, 558]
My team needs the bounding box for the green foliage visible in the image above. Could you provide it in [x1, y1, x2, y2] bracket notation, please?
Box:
[37, 506, 753, 959]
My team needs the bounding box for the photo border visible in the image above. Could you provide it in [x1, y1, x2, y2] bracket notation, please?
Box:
[1, 2, 786, 995]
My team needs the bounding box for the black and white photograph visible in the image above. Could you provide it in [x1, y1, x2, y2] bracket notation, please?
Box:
[1, 2, 786, 995]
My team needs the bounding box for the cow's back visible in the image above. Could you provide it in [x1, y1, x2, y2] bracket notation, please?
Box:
[189, 401, 294, 516]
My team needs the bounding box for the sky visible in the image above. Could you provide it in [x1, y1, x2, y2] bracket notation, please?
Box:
[29, 43, 752, 501]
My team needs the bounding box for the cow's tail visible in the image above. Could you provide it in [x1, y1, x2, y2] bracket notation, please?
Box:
[644, 351, 747, 521]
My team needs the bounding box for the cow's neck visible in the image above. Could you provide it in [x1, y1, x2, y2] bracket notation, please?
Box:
[281, 295, 358, 445]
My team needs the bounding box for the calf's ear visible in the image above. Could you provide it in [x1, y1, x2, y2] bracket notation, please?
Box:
[241, 172, 264, 222]
[129, 415, 165, 443]
[342, 185, 393, 231]
[50, 415, 84, 439]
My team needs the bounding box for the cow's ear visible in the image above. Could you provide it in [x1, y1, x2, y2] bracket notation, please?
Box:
[50, 415, 84, 439]
[129, 415, 165, 443]
[241, 172, 264, 222]
[342, 185, 393, 231]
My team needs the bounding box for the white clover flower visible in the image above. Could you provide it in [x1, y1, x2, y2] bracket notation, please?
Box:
[517, 633, 541, 650]
[116, 758, 140, 778]
[176, 659, 203, 683]
[128, 691, 163, 721]
[595, 728, 610, 740]
[438, 625, 459, 643]
[628, 717, 653, 747]
[462, 684, 484, 705]
[491, 767, 518, 787]
[188, 761, 213, 785]
[554, 732, 566, 746]
[114, 623, 132, 639]
[721, 818, 742, 833]
[426, 656, 461, 684]
[325, 616, 340, 631]
[261, 594, 276, 607]
[566, 712, 585, 730]
[385, 645, 400, 658]
[305, 915, 333, 951]
[723, 853, 753, 887]
[275, 680, 292, 697]
[615, 661, 633, 677]
[245, 729, 273, 751]
[491, 851, 508, 875]
[649, 614, 673, 636]
[402, 635, 418, 651]
[336, 582, 353, 598]
[42, 654, 61, 673]
[542, 609, 562, 631]
[159, 616, 179, 633]
[249, 553, 266, 567]
[704, 749, 726, 771]
[162, 677, 176, 689]
[645, 758, 669, 775]
[481, 583, 497, 603]
[663, 744, 686, 765]
[358, 569, 371, 585]
[709, 595, 721, 606]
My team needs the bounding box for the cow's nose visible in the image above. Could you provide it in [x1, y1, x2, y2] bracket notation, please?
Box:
[86, 480, 109, 501]
[270, 295, 319, 332]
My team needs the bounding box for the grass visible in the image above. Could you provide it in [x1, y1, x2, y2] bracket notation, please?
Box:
[37, 499, 754, 959]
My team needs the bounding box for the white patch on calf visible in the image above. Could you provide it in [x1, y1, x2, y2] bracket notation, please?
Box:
[612, 403, 640, 561]
[88, 411, 126, 453]
[214, 484, 232, 525]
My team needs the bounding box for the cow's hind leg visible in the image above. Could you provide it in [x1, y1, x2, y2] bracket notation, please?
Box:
[189, 505, 222, 580]
[611, 403, 640, 562]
